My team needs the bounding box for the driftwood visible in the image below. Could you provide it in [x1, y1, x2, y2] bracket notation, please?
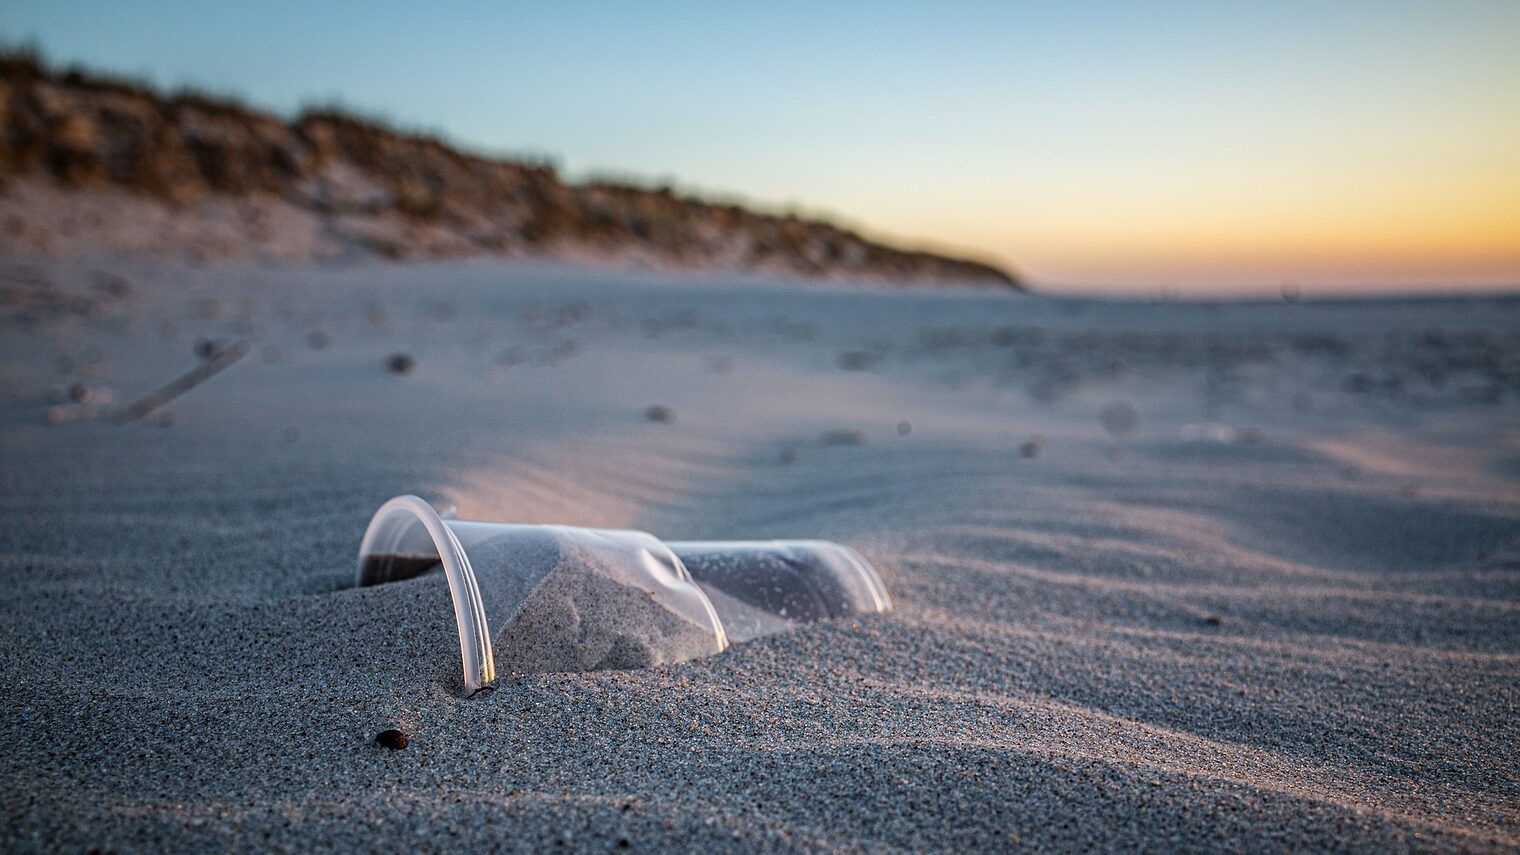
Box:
[110, 340, 249, 425]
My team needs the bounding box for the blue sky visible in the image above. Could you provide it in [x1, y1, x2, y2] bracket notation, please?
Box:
[6, 1, 1518, 293]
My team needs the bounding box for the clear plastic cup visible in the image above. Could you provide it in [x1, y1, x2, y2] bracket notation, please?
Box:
[357, 495, 727, 693]
[356, 495, 891, 694]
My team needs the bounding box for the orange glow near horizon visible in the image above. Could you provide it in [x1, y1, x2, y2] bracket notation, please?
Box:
[860, 143, 1520, 294]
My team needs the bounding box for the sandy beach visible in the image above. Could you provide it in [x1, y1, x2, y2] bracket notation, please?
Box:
[0, 257, 1515, 851]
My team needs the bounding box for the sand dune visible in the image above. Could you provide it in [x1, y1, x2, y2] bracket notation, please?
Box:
[1, 257, 1516, 851]
[0, 56, 1014, 286]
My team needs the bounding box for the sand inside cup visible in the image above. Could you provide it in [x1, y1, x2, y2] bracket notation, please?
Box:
[490, 554, 721, 673]
[362, 521, 723, 681]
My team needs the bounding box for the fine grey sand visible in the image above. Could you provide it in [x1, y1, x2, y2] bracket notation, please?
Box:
[1, 258, 1517, 852]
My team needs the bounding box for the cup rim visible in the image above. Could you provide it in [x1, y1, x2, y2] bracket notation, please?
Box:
[357, 494, 496, 692]
[833, 543, 893, 613]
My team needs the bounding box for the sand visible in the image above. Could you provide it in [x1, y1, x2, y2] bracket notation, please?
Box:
[1, 256, 1516, 852]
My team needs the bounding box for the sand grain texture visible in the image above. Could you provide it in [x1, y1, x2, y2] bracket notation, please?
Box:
[1, 258, 1516, 852]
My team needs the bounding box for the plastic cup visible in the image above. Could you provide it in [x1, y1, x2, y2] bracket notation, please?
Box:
[357, 495, 727, 693]
[356, 495, 891, 694]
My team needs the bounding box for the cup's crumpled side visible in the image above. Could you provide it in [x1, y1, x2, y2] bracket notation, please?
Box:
[488, 526, 727, 675]
[668, 541, 892, 643]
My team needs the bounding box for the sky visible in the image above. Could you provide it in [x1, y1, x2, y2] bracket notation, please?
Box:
[5, 0, 1518, 295]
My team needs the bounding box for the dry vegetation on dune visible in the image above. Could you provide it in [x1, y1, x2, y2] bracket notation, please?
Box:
[0, 50, 1017, 285]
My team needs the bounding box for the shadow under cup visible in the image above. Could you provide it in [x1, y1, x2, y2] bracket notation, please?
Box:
[356, 496, 892, 694]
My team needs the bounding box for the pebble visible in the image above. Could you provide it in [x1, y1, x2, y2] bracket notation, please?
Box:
[1343, 373, 1375, 394]
[838, 351, 881, 371]
[375, 729, 410, 750]
[820, 429, 867, 447]
[1099, 402, 1139, 438]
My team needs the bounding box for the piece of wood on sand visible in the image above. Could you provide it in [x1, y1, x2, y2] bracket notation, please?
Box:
[110, 340, 250, 425]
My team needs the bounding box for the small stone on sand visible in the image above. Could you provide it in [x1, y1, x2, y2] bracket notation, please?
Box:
[375, 729, 409, 750]
[820, 429, 867, 447]
[1100, 401, 1138, 438]
[838, 350, 881, 371]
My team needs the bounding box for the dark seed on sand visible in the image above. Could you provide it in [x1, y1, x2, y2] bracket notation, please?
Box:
[385, 353, 415, 375]
[1019, 440, 1042, 459]
[838, 350, 881, 371]
[1342, 373, 1374, 394]
[820, 429, 867, 447]
[375, 729, 409, 750]
[645, 405, 672, 423]
[1099, 401, 1138, 438]
[91, 271, 135, 299]
[1203, 615, 1222, 626]
[193, 338, 220, 360]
